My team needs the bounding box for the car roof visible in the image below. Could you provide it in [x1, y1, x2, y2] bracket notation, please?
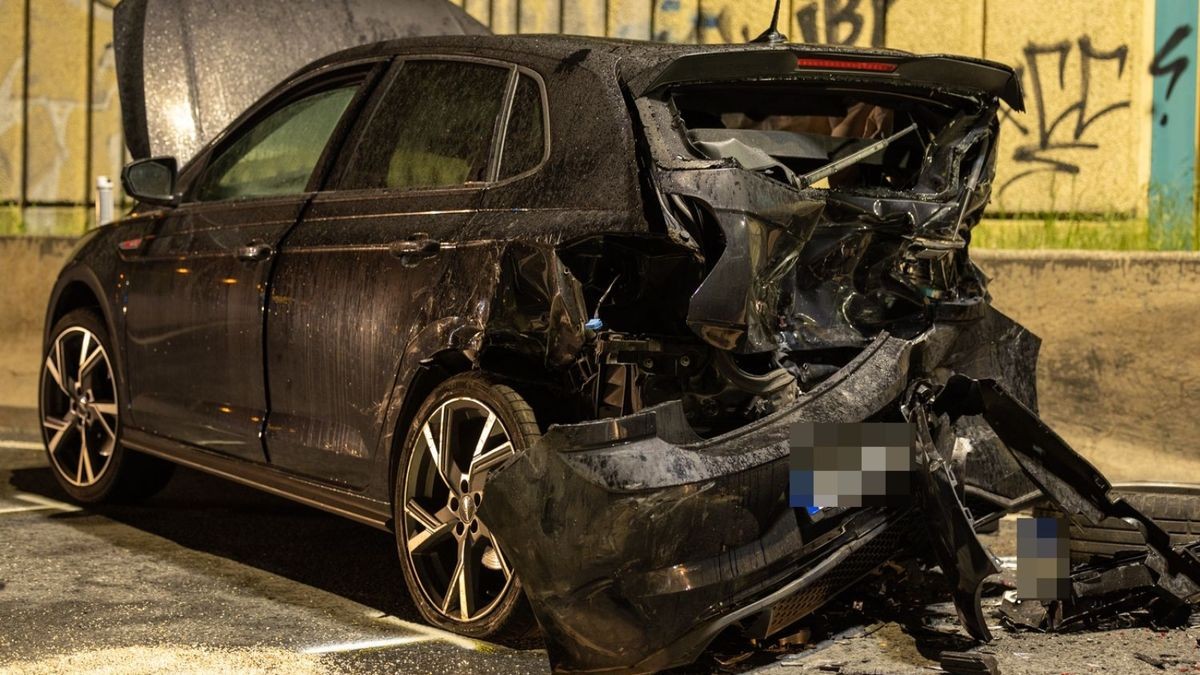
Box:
[302, 34, 1023, 109]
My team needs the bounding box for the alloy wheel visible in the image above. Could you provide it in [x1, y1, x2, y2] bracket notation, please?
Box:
[401, 397, 517, 623]
[40, 326, 119, 487]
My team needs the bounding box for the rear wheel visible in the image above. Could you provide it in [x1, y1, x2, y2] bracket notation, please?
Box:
[394, 373, 538, 640]
[40, 309, 173, 503]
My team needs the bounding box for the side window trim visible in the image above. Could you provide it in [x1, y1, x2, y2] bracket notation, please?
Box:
[326, 55, 550, 195]
[492, 66, 552, 185]
[486, 67, 522, 184]
[181, 59, 388, 204]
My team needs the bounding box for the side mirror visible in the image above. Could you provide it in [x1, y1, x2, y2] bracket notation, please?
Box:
[121, 157, 180, 207]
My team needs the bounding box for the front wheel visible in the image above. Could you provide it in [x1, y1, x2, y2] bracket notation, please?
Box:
[394, 373, 538, 640]
[40, 309, 173, 503]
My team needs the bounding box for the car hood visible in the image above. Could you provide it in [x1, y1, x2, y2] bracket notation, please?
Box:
[114, 0, 490, 165]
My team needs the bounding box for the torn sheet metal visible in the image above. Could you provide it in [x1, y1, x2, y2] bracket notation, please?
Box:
[480, 311, 1041, 673]
[114, 0, 489, 164]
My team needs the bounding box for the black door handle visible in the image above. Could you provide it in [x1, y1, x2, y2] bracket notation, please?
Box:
[389, 238, 441, 260]
[236, 242, 273, 262]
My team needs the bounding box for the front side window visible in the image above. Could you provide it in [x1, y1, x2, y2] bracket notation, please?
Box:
[194, 86, 357, 201]
[340, 61, 510, 190]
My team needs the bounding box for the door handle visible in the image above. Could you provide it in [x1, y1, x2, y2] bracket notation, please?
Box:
[236, 242, 274, 262]
[389, 238, 441, 260]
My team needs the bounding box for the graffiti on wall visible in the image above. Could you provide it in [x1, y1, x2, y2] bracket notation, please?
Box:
[1148, 24, 1193, 126]
[656, 0, 887, 46]
[998, 38, 1131, 201]
[794, 0, 887, 47]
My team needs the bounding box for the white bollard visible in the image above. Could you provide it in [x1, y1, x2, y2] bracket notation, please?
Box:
[95, 176, 114, 227]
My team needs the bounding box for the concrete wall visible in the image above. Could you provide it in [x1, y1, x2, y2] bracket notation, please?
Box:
[0, 236, 73, 409]
[976, 249, 1200, 482]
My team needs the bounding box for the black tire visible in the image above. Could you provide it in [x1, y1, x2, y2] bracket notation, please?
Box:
[40, 309, 174, 504]
[1033, 486, 1200, 562]
[393, 373, 539, 641]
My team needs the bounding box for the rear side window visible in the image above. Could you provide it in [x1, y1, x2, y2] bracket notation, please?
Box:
[194, 87, 357, 201]
[341, 61, 510, 190]
[498, 74, 547, 180]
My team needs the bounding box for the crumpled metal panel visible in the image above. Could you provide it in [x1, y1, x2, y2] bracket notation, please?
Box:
[114, 0, 489, 164]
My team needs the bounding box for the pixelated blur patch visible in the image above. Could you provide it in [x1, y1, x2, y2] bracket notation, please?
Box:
[789, 422, 913, 510]
[1016, 517, 1070, 601]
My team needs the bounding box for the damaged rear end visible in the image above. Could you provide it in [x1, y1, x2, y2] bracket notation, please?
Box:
[477, 46, 1197, 673]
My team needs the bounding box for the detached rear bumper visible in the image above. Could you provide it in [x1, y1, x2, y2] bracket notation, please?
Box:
[481, 334, 924, 673]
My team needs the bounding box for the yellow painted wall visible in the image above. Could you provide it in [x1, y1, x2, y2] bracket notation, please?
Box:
[0, 0, 26, 205]
[0, 0, 118, 234]
[0, 0, 1174, 235]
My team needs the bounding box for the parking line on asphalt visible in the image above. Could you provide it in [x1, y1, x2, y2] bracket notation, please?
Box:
[0, 440, 43, 450]
[0, 504, 59, 515]
[303, 635, 437, 654]
[0, 492, 82, 516]
[367, 612, 495, 651]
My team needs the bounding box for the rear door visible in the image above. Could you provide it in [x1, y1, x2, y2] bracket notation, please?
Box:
[264, 57, 538, 489]
[122, 64, 379, 460]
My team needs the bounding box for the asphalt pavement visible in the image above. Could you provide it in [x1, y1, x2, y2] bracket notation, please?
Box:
[1, 427, 1197, 674]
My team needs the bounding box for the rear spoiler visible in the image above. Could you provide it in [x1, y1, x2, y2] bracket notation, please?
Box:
[630, 50, 1024, 112]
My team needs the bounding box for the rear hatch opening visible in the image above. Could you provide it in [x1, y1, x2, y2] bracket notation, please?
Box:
[673, 82, 966, 193]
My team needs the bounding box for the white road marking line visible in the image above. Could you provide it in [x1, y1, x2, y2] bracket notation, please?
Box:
[303, 635, 436, 654]
[367, 611, 494, 651]
[0, 504, 59, 515]
[0, 440, 43, 451]
[0, 493, 82, 516]
[14, 493, 81, 512]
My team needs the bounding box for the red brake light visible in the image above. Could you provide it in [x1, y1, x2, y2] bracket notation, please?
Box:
[795, 57, 897, 73]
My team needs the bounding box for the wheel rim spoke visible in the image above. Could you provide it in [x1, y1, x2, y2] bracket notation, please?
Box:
[442, 536, 477, 620]
[471, 413, 497, 463]
[78, 336, 104, 382]
[43, 415, 73, 455]
[405, 499, 455, 555]
[422, 420, 458, 492]
[441, 553, 464, 615]
[457, 537, 476, 620]
[45, 347, 68, 396]
[493, 539, 513, 581]
[77, 431, 91, 484]
[471, 440, 513, 478]
[91, 402, 116, 429]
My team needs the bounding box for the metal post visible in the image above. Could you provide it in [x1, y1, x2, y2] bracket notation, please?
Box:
[19, 0, 31, 230]
[1148, 0, 1199, 249]
[95, 176, 113, 227]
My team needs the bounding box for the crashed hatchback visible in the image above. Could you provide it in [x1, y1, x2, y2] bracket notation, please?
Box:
[40, 23, 1200, 675]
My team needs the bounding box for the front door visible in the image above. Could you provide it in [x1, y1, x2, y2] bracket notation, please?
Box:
[124, 78, 366, 460]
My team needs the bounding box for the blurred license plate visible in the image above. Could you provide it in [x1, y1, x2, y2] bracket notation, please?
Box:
[789, 422, 914, 512]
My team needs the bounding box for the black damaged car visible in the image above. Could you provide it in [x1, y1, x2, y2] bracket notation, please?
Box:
[40, 13, 1200, 674]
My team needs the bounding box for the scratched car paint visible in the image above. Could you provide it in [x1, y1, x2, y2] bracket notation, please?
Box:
[34, 1, 1200, 673]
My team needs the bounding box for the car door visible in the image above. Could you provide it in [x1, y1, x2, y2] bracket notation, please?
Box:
[264, 57, 534, 489]
[123, 64, 379, 461]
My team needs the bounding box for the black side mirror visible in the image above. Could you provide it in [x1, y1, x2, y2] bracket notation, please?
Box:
[121, 157, 180, 207]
